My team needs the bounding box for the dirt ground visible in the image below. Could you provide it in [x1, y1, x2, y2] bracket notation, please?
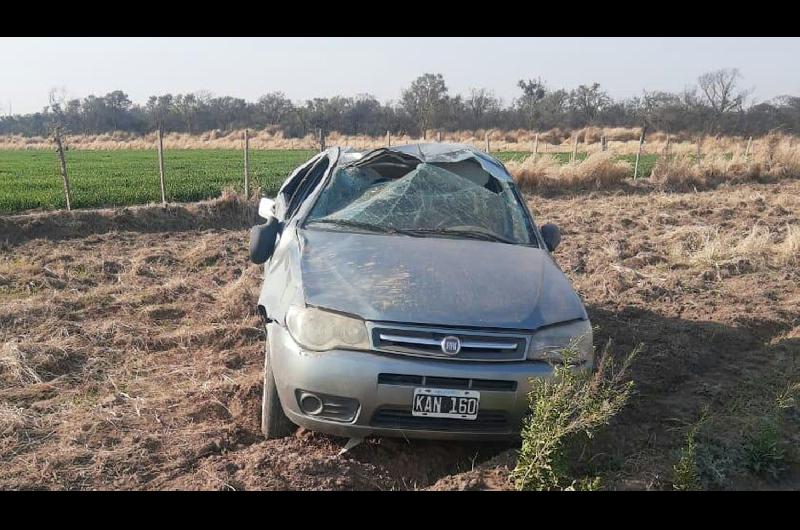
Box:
[1, 182, 798, 490]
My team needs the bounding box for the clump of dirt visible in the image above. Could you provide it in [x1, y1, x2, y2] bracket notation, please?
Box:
[1, 180, 798, 490]
[426, 449, 517, 490]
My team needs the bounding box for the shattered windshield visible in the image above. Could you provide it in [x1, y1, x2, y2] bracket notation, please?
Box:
[304, 158, 535, 245]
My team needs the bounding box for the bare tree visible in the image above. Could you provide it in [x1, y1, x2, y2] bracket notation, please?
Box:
[47, 87, 69, 127]
[569, 83, 611, 125]
[257, 92, 294, 125]
[466, 88, 499, 129]
[697, 68, 753, 133]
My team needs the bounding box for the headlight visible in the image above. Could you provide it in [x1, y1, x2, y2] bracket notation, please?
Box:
[285, 306, 370, 351]
[528, 319, 593, 364]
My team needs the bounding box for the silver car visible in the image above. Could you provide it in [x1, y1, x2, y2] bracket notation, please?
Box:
[249, 143, 593, 441]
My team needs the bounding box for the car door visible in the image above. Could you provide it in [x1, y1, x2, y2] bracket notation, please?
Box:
[259, 153, 333, 322]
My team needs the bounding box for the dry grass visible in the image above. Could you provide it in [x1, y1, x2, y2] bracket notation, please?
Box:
[508, 151, 631, 191]
[649, 134, 800, 190]
[0, 342, 43, 386]
[778, 225, 800, 265]
[2, 126, 792, 156]
[650, 154, 761, 190]
[501, 133, 800, 192]
[665, 223, 799, 274]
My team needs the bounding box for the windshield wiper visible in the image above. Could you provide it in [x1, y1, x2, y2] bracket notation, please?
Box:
[305, 218, 420, 236]
[402, 227, 516, 244]
[306, 219, 514, 244]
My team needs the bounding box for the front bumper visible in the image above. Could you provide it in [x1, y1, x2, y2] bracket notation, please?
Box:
[267, 323, 587, 441]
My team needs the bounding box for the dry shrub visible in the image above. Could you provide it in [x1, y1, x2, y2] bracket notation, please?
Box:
[766, 137, 800, 178]
[0, 404, 37, 436]
[506, 155, 562, 190]
[650, 153, 769, 191]
[0, 341, 43, 385]
[666, 223, 796, 272]
[650, 156, 708, 190]
[574, 126, 610, 143]
[535, 128, 567, 145]
[603, 127, 642, 142]
[777, 225, 800, 265]
[215, 264, 262, 322]
[0, 403, 48, 455]
[735, 225, 773, 268]
[508, 152, 631, 192]
[561, 151, 631, 188]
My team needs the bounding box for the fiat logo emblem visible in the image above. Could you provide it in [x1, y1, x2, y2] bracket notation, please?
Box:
[440, 336, 461, 355]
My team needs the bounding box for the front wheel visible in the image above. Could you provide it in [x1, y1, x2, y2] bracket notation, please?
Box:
[261, 343, 295, 439]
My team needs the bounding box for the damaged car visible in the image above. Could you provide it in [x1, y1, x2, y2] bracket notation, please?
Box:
[249, 143, 593, 441]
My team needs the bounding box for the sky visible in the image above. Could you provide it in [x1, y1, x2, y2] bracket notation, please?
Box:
[1, 37, 799, 115]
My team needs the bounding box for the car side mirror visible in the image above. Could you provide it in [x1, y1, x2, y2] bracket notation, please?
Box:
[540, 223, 561, 252]
[250, 217, 281, 264]
[259, 197, 276, 220]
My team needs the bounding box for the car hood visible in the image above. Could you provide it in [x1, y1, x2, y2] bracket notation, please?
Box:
[297, 228, 587, 330]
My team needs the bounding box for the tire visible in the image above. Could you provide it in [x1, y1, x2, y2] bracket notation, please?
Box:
[261, 342, 295, 439]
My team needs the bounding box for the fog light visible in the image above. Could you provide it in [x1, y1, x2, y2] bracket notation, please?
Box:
[298, 392, 324, 415]
[295, 389, 360, 422]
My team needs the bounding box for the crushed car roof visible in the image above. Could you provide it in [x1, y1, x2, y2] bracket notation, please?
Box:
[335, 143, 513, 182]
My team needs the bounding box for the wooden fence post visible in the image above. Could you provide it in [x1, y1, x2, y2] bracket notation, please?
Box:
[744, 136, 753, 159]
[386, 130, 391, 147]
[437, 131, 442, 143]
[571, 133, 578, 163]
[157, 126, 166, 205]
[533, 132, 539, 158]
[601, 133, 607, 152]
[53, 126, 72, 211]
[633, 128, 645, 180]
[485, 131, 490, 153]
[318, 128, 325, 151]
[243, 129, 250, 198]
[696, 135, 702, 164]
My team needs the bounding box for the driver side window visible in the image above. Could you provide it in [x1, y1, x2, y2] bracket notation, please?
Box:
[275, 156, 317, 220]
[285, 155, 330, 221]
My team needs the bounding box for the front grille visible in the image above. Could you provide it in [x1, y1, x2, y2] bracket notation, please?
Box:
[371, 407, 509, 433]
[378, 373, 517, 392]
[368, 324, 528, 362]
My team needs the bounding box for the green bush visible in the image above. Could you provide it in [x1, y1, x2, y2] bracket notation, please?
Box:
[512, 342, 639, 491]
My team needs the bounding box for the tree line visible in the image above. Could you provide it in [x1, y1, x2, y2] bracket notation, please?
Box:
[2, 68, 799, 139]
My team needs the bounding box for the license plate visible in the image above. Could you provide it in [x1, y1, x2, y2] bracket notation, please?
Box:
[412, 388, 480, 420]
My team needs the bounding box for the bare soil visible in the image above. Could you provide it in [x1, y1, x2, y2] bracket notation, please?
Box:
[1, 182, 798, 490]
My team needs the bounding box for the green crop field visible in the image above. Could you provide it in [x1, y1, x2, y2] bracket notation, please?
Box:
[0, 149, 659, 214]
[0, 149, 317, 214]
